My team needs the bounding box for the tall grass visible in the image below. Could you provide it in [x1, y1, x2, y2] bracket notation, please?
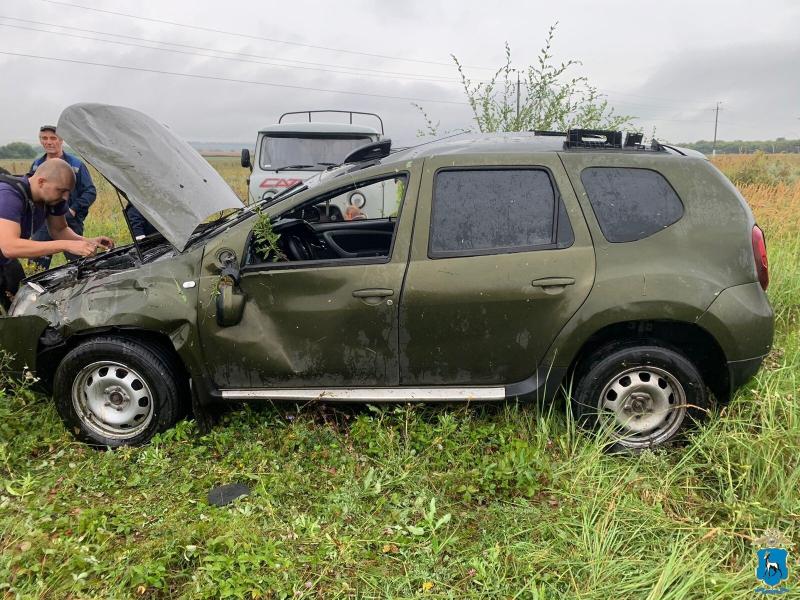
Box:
[0, 154, 797, 598]
[713, 151, 800, 187]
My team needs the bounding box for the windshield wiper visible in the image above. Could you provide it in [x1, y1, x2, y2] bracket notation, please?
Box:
[316, 161, 338, 167]
[275, 164, 314, 172]
[263, 182, 306, 207]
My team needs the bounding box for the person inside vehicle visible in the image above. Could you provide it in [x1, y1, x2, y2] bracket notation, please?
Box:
[28, 124, 97, 269]
[344, 204, 366, 220]
[0, 159, 114, 310]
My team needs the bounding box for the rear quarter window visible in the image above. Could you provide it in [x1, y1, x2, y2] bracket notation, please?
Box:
[580, 167, 684, 242]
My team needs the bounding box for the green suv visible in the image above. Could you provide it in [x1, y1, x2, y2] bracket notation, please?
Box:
[1, 104, 773, 449]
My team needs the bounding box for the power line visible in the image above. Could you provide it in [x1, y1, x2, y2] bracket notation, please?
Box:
[38, 0, 493, 70]
[3, 11, 745, 123]
[7, 13, 727, 115]
[597, 87, 717, 109]
[0, 29, 725, 118]
[0, 20, 726, 117]
[0, 21, 463, 84]
[601, 97, 713, 113]
[0, 50, 471, 105]
[638, 117, 717, 124]
[0, 16, 463, 83]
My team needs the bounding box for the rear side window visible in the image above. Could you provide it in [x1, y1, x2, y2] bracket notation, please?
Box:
[580, 167, 683, 242]
[430, 168, 574, 257]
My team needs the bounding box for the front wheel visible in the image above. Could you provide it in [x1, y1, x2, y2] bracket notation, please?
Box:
[53, 336, 187, 447]
[572, 344, 710, 450]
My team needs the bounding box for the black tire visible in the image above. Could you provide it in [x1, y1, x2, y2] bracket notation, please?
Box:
[53, 336, 187, 447]
[572, 343, 709, 451]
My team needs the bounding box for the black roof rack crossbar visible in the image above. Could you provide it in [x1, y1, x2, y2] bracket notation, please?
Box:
[625, 133, 644, 147]
[563, 129, 664, 152]
[565, 129, 623, 149]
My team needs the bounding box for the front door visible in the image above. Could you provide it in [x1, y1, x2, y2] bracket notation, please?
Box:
[199, 169, 418, 389]
[399, 154, 595, 386]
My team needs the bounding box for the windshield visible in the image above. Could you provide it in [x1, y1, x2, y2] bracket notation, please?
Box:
[259, 134, 375, 171]
[184, 182, 308, 248]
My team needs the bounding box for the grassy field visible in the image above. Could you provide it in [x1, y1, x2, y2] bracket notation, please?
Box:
[0, 154, 798, 598]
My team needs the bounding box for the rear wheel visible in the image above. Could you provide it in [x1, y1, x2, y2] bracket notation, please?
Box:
[53, 336, 187, 447]
[572, 344, 709, 450]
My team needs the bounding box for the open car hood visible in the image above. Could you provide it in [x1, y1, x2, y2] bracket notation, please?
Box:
[57, 103, 243, 251]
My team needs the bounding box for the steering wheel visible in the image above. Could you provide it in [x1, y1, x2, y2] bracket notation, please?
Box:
[285, 235, 312, 261]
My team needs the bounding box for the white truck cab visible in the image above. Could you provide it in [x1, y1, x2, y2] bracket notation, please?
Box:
[242, 111, 382, 206]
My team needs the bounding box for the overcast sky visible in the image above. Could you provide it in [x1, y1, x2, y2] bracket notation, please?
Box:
[1, 0, 798, 147]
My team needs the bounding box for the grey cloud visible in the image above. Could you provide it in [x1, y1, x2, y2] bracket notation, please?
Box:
[622, 40, 800, 142]
[1, 0, 798, 146]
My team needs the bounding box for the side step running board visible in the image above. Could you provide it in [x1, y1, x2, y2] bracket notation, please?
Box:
[220, 387, 506, 402]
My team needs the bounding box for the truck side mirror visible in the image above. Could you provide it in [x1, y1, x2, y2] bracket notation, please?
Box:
[241, 148, 252, 170]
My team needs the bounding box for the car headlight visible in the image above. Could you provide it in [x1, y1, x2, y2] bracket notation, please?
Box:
[8, 283, 42, 317]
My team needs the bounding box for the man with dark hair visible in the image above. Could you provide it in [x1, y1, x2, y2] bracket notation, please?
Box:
[28, 124, 97, 268]
[0, 159, 113, 310]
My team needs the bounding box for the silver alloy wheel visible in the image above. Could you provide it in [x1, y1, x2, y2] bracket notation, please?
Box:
[71, 360, 154, 440]
[597, 366, 687, 448]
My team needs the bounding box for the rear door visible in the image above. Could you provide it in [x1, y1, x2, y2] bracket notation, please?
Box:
[399, 153, 595, 386]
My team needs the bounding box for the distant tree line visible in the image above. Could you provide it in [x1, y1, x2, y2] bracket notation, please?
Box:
[0, 142, 38, 159]
[681, 138, 800, 154]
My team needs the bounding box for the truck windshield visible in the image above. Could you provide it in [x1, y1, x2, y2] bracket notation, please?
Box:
[259, 134, 374, 171]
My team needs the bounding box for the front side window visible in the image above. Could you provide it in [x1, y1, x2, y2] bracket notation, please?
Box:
[429, 168, 573, 257]
[580, 167, 684, 242]
[259, 135, 374, 170]
[247, 174, 407, 266]
[285, 176, 406, 223]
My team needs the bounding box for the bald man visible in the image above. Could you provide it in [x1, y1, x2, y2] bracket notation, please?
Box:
[0, 159, 114, 309]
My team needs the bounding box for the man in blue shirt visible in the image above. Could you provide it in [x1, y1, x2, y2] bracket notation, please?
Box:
[28, 124, 97, 269]
[124, 203, 158, 239]
[0, 159, 114, 310]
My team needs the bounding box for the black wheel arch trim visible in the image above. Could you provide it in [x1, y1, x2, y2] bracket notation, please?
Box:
[36, 325, 201, 393]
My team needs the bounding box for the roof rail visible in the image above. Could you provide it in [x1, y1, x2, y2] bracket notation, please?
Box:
[532, 130, 566, 137]
[278, 110, 384, 135]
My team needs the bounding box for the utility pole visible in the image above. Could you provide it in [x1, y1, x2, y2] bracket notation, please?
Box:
[516, 71, 521, 126]
[712, 101, 722, 156]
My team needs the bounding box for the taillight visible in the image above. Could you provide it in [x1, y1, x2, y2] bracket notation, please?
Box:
[751, 225, 769, 291]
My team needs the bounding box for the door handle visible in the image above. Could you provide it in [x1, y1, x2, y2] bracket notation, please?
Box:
[352, 288, 394, 305]
[531, 277, 576, 292]
[352, 288, 394, 298]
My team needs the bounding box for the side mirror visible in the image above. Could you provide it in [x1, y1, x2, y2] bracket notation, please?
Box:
[215, 278, 246, 327]
[240, 148, 252, 170]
